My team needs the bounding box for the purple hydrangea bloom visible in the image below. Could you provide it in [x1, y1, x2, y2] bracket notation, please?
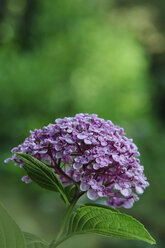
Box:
[5, 113, 149, 208]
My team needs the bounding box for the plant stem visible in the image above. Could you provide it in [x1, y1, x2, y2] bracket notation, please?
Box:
[51, 235, 71, 248]
[49, 194, 80, 248]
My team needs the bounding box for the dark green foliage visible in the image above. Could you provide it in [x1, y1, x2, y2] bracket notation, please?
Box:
[63, 185, 76, 203]
[16, 153, 70, 205]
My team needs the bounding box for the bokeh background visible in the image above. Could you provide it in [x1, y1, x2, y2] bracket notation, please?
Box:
[0, 0, 165, 247]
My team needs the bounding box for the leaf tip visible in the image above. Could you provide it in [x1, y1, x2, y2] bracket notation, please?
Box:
[149, 237, 156, 245]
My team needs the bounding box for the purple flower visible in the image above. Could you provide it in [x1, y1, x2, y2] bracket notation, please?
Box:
[5, 113, 149, 208]
[21, 175, 31, 184]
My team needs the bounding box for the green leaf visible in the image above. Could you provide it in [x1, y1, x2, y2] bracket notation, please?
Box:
[24, 232, 49, 248]
[16, 153, 69, 206]
[64, 185, 76, 203]
[65, 205, 156, 245]
[84, 203, 119, 213]
[0, 202, 26, 248]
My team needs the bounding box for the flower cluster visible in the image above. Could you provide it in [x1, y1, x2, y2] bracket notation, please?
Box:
[5, 113, 149, 208]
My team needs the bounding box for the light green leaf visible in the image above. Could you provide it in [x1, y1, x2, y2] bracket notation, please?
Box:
[84, 203, 119, 213]
[24, 232, 49, 248]
[65, 205, 156, 245]
[16, 153, 69, 206]
[0, 202, 26, 248]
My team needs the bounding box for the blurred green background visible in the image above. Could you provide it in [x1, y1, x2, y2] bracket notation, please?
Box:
[0, 0, 165, 247]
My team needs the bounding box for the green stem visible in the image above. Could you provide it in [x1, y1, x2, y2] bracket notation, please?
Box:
[49, 192, 84, 248]
[51, 235, 71, 248]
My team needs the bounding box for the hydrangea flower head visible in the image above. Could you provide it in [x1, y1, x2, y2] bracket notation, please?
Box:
[5, 113, 149, 208]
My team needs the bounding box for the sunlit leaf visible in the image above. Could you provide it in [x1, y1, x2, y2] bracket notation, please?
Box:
[84, 203, 119, 213]
[65, 205, 155, 245]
